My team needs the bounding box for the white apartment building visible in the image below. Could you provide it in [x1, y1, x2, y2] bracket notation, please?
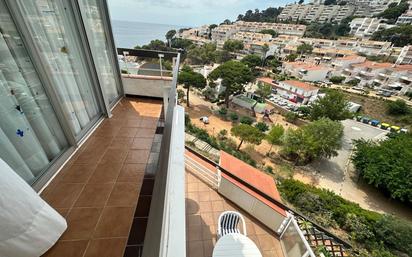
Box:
[349, 18, 395, 38]
[232, 31, 272, 45]
[283, 62, 331, 82]
[234, 21, 306, 37]
[396, 45, 412, 64]
[338, 61, 412, 94]
[396, 0, 412, 24]
[210, 24, 238, 43]
[278, 3, 355, 23]
[346, 0, 401, 17]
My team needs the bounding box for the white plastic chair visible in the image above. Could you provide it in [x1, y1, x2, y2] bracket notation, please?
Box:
[217, 211, 247, 238]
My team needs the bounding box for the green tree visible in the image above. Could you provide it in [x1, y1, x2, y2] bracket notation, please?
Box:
[259, 29, 278, 38]
[208, 61, 254, 108]
[255, 122, 269, 132]
[375, 1, 409, 24]
[282, 118, 344, 164]
[240, 116, 254, 125]
[297, 43, 313, 55]
[223, 39, 244, 52]
[186, 43, 217, 64]
[310, 90, 351, 121]
[171, 38, 193, 49]
[347, 78, 360, 86]
[241, 54, 262, 69]
[178, 65, 206, 107]
[329, 76, 346, 84]
[386, 99, 411, 115]
[266, 124, 285, 154]
[215, 50, 233, 63]
[231, 124, 265, 150]
[286, 53, 298, 62]
[372, 25, 412, 47]
[165, 29, 176, 47]
[135, 39, 169, 51]
[251, 81, 271, 116]
[324, 0, 337, 5]
[352, 133, 412, 202]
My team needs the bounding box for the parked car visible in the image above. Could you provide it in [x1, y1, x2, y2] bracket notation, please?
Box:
[370, 120, 380, 126]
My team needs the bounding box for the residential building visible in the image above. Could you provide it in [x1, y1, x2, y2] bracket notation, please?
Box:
[349, 18, 395, 38]
[396, 0, 412, 24]
[232, 31, 272, 45]
[283, 62, 331, 82]
[258, 78, 319, 104]
[346, 0, 401, 17]
[331, 55, 367, 69]
[234, 21, 307, 37]
[278, 3, 355, 23]
[337, 61, 412, 94]
[210, 24, 238, 43]
[396, 45, 412, 64]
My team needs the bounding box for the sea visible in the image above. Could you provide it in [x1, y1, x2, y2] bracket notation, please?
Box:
[111, 20, 185, 48]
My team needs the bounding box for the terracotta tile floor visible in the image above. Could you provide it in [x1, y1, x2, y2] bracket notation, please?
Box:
[185, 170, 285, 257]
[41, 98, 162, 257]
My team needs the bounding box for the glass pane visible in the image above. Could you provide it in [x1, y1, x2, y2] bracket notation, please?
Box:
[13, 0, 102, 136]
[78, 0, 120, 104]
[0, 0, 68, 184]
[280, 220, 308, 257]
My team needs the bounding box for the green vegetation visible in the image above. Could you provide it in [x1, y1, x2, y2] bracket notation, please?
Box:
[309, 90, 352, 121]
[171, 38, 193, 49]
[135, 39, 170, 51]
[241, 54, 262, 69]
[375, 1, 409, 24]
[372, 25, 412, 47]
[237, 7, 283, 22]
[386, 99, 411, 116]
[185, 114, 256, 166]
[303, 17, 353, 39]
[266, 124, 285, 154]
[284, 112, 299, 124]
[223, 39, 244, 52]
[254, 122, 269, 132]
[278, 179, 412, 256]
[297, 43, 313, 55]
[259, 29, 278, 38]
[346, 78, 360, 87]
[329, 76, 346, 84]
[229, 112, 239, 122]
[178, 65, 206, 107]
[286, 53, 298, 62]
[352, 133, 412, 203]
[281, 118, 344, 165]
[165, 29, 176, 46]
[239, 115, 254, 125]
[208, 60, 254, 108]
[231, 123, 265, 150]
[186, 43, 218, 65]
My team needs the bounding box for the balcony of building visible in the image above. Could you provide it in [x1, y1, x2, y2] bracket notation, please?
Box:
[39, 50, 186, 257]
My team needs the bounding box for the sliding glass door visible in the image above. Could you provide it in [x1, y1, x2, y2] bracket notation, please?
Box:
[78, 0, 122, 105]
[9, 0, 104, 137]
[0, 0, 69, 184]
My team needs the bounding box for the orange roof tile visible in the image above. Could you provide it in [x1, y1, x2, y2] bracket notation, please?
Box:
[394, 64, 412, 72]
[219, 151, 287, 217]
[283, 80, 318, 91]
[352, 61, 394, 69]
[286, 61, 330, 71]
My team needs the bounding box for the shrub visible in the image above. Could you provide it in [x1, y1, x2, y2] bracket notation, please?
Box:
[240, 115, 254, 125]
[217, 129, 228, 140]
[229, 112, 239, 122]
[284, 112, 298, 123]
[254, 122, 269, 132]
[329, 76, 345, 84]
[278, 179, 411, 256]
[386, 99, 410, 115]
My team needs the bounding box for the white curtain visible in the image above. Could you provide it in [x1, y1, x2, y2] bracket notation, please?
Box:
[14, 0, 101, 135]
[0, 158, 67, 257]
[79, 0, 120, 104]
[0, 0, 68, 183]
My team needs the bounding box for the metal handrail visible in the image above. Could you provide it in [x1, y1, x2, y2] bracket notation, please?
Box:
[184, 145, 355, 251]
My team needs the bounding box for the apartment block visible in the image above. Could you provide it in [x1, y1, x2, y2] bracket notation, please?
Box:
[397, 45, 412, 64]
[210, 24, 238, 43]
[349, 18, 395, 38]
[338, 61, 412, 95]
[283, 62, 331, 82]
[278, 3, 355, 23]
[396, 0, 412, 24]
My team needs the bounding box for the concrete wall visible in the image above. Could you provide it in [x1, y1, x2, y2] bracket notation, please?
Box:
[122, 75, 172, 98]
[218, 177, 287, 233]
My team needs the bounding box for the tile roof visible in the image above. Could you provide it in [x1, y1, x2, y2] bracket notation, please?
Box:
[352, 61, 394, 69]
[283, 80, 318, 91]
[219, 151, 287, 217]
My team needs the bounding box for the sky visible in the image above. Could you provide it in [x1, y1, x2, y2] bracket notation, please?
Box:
[107, 0, 294, 27]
